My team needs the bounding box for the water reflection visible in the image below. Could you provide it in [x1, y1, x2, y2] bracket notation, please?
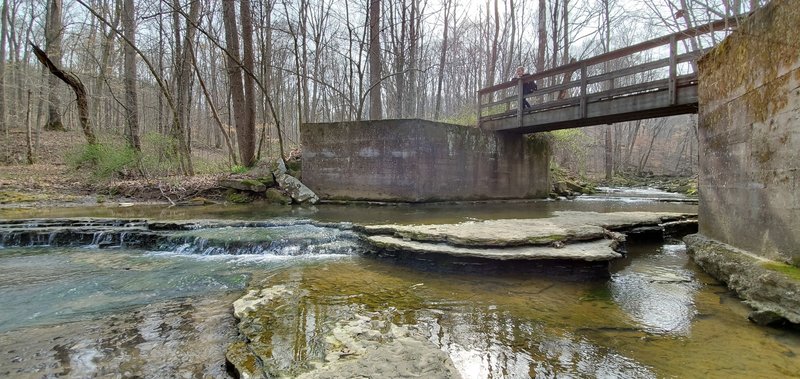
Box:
[610, 244, 699, 335]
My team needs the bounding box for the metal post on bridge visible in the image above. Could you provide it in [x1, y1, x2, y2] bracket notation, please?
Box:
[669, 35, 677, 105]
[580, 64, 588, 119]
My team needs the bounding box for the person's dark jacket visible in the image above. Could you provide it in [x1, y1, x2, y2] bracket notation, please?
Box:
[522, 76, 538, 94]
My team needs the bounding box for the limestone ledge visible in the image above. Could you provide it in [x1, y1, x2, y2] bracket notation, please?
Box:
[357, 211, 695, 248]
[368, 235, 621, 261]
[357, 211, 696, 262]
[684, 233, 800, 325]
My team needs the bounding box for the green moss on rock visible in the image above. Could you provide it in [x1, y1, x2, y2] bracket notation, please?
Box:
[265, 188, 291, 205]
[762, 262, 800, 281]
[225, 190, 252, 204]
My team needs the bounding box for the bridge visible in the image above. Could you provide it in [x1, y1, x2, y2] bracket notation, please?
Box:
[477, 19, 736, 134]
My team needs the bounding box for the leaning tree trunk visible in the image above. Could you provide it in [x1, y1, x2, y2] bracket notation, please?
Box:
[31, 43, 97, 146]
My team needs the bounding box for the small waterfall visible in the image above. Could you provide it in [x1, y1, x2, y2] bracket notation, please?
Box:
[0, 218, 367, 257]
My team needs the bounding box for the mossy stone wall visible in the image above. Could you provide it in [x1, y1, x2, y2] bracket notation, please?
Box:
[697, 0, 800, 264]
[300, 119, 550, 202]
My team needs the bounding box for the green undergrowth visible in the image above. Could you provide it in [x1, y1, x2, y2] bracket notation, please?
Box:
[65, 132, 234, 179]
[66, 142, 138, 179]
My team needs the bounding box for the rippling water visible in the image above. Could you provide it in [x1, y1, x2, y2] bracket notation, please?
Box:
[0, 191, 797, 378]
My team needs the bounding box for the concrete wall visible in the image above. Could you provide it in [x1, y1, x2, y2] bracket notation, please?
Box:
[697, 0, 800, 264]
[300, 119, 550, 202]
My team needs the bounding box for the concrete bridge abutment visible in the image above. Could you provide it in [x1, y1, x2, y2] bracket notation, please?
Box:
[687, 0, 800, 325]
[300, 119, 550, 202]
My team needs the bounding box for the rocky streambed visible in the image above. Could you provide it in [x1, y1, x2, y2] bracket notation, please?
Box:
[5, 211, 799, 379]
[0, 212, 698, 378]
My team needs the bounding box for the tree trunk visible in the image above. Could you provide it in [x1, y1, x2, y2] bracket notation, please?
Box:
[222, 0, 252, 166]
[25, 90, 33, 164]
[536, 0, 546, 73]
[31, 43, 97, 146]
[604, 127, 613, 180]
[122, 0, 140, 151]
[434, 0, 450, 120]
[486, 0, 500, 88]
[368, 0, 382, 120]
[240, 0, 257, 166]
[44, 0, 65, 131]
[0, 0, 8, 140]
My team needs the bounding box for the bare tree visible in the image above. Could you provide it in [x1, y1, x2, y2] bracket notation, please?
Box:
[122, 0, 139, 151]
[368, 0, 382, 119]
[44, 0, 65, 131]
[31, 43, 97, 145]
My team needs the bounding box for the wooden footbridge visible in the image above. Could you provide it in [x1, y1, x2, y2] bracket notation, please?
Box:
[477, 19, 736, 134]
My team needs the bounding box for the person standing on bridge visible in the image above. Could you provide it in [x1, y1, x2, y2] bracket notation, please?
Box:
[515, 66, 538, 109]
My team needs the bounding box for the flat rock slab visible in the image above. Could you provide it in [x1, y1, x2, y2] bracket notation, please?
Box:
[367, 235, 621, 261]
[359, 211, 694, 248]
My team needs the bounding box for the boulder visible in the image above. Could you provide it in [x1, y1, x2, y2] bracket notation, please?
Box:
[219, 178, 266, 193]
[275, 173, 318, 204]
[684, 234, 800, 325]
[265, 188, 292, 205]
[272, 158, 287, 176]
[258, 174, 276, 187]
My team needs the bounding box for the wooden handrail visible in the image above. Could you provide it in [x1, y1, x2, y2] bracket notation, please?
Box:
[478, 17, 742, 130]
[479, 18, 735, 96]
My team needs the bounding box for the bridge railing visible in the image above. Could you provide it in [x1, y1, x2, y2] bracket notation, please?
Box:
[477, 19, 736, 128]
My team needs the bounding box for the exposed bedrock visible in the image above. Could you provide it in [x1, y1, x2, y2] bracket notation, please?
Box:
[357, 211, 697, 266]
[684, 234, 800, 326]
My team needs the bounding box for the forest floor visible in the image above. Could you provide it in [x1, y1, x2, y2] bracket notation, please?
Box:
[0, 127, 234, 209]
[0, 162, 231, 208]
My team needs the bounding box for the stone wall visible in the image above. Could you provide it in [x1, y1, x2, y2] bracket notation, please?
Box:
[300, 119, 550, 202]
[697, 0, 800, 264]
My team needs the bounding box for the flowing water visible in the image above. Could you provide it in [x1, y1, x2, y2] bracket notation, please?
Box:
[0, 189, 797, 378]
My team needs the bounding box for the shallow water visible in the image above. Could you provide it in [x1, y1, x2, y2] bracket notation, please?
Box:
[0, 191, 798, 378]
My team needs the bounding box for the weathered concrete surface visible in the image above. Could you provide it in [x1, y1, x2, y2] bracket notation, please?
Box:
[300, 119, 550, 202]
[358, 211, 695, 263]
[697, 0, 800, 264]
[684, 234, 800, 325]
[367, 236, 621, 261]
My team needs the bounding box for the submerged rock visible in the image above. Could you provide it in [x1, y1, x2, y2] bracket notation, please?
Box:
[684, 234, 800, 325]
[226, 284, 460, 379]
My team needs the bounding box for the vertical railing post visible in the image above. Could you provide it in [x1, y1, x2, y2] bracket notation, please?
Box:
[580, 64, 588, 119]
[517, 79, 524, 128]
[477, 91, 483, 129]
[669, 35, 677, 105]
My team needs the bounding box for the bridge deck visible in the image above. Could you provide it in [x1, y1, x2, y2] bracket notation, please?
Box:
[478, 19, 735, 134]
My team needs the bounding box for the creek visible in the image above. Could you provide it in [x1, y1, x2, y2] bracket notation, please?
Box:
[0, 188, 797, 378]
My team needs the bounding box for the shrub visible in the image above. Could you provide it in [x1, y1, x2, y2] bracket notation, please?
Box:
[66, 143, 137, 179]
[231, 165, 249, 174]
